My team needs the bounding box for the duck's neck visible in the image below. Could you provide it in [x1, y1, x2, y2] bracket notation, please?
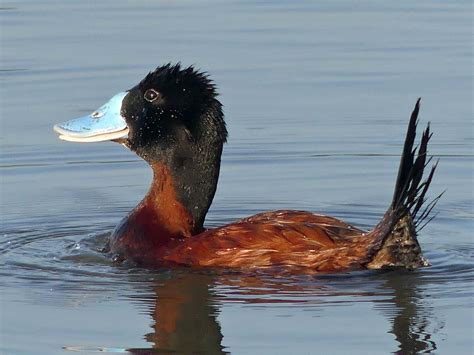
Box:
[111, 152, 222, 256]
[143, 164, 197, 237]
[128, 145, 223, 240]
[170, 145, 223, 231]
[110, 164, 197, 257]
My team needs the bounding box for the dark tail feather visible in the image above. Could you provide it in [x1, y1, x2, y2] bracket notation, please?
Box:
[366, 99, 442, 269]
[390, 98, 442, 231]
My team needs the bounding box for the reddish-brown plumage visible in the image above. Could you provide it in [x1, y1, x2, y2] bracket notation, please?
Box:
[110, 167, 381, 271]
[164, 210, 375, 271]
[110, 164, 195, 260]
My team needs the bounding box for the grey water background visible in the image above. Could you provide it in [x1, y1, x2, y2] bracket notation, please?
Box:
[1, 1, 472, 354]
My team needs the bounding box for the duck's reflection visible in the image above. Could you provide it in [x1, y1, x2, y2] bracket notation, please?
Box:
[127, 269, 440, 354]
[376, 271, 440, 354]
[128, 272, 227, 354]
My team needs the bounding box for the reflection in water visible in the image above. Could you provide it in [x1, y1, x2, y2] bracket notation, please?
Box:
[127, 269, 441, 354]
[128, 272, 227, 354]
[376, 271, 441, 354]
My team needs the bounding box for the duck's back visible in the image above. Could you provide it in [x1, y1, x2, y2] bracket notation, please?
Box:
[163, 211, 373, 271]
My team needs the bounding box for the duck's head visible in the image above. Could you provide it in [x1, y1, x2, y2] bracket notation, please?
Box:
[54, 64, 228, 231]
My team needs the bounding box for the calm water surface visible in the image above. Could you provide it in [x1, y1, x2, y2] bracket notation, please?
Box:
[1, 1, 473, 354]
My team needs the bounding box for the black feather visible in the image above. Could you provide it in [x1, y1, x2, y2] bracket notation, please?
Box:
[391, 99, 441, 233]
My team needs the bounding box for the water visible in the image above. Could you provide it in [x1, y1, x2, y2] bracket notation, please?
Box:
[1, 1, 473, 354]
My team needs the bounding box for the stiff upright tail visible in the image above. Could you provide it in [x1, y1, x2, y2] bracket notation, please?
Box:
[391, 98, 442, 230]
[367, 99, 442, 269]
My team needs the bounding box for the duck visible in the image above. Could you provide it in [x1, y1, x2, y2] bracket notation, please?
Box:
[53, 64, 441, 272]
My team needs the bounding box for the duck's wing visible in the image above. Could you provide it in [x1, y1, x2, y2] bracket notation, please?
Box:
[241, 210, 366, 243]
[165, 210, 369, 270]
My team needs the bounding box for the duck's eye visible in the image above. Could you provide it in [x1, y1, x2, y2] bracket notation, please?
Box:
[144, 89, 160, 103]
